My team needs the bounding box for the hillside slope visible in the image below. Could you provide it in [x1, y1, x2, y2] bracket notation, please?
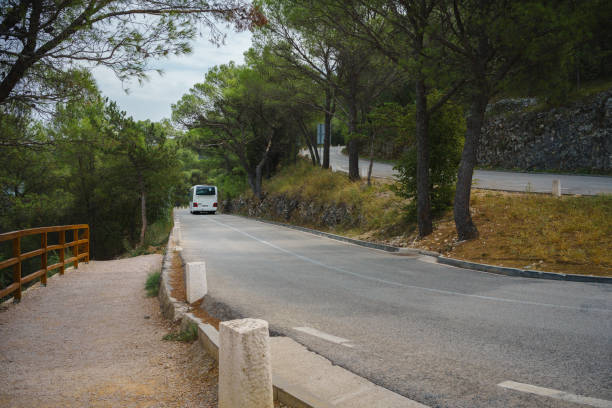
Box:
[225, 162, 612, 276]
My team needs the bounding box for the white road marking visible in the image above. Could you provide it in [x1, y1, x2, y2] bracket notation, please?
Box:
[293, 327, 354, 347]
[202, 216, 611, 313]
[498, 381, 612, 408]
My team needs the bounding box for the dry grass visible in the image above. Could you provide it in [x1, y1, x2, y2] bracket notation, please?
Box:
[264, 161, 411, 234]
[189, 298, 221, 330]
[414, 190, 612, 276]
[169, 250, 186, 301]
[263, 163, 612, 276]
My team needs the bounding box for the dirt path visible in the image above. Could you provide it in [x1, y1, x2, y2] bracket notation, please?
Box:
[0, 255, 218, 407]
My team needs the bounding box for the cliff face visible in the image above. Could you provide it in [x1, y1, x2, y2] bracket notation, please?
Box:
[478, 90, 612, 173]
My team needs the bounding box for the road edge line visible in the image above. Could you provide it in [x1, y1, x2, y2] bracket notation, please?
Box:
[166, 211, 429, 408]
[231, 214, 612, 285]
[498, 380, 612, 408]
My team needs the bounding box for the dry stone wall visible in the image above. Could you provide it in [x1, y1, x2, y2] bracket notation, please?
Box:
[224, 194, 361, 230]
[478, 90, 612, 173]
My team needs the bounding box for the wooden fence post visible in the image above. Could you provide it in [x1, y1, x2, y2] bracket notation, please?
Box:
[12, 237, 21, 303]
[85, 226, 90, 263]
[41, 232, 47, 286]
[59, 230, 65, 275]
[74, 228, 79, 269]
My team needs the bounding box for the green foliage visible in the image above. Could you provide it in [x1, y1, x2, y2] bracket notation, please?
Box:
[144, 212, 174, 248]
[360, 102, 414, 160]
[174, 136, 250, 204]
[2, 0, 610, 266]
[393, 96, 466, 218]
[263, 160, 409, 233]
[1, 85, 181, 260]
[0, 0, 260, 106]
[266, 160, 354, 205]
[145, 270, 162, 297]
[163, 323, 199, 342]
[172, 57, 307, 198]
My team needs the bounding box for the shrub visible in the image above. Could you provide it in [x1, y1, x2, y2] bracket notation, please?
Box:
[145, 270, 161, 297]
[393, 94, 465, 218]
[163, 323, 198, 342]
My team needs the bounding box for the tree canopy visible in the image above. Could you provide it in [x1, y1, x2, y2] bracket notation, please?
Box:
[0, 0, 265, 106]
[2, 0, 609, 262]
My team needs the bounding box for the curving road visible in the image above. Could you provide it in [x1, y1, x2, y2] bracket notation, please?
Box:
[325, 146, 612, 195]
[178, 210, 612, 408]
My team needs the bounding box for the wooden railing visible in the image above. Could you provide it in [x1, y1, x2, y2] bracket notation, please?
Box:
[0, 225, 89, 302]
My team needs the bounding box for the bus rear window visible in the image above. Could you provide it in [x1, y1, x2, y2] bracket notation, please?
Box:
[196, 187, 215, 195]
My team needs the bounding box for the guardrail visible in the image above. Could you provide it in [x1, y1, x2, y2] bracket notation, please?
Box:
[0, 225, 89, 302]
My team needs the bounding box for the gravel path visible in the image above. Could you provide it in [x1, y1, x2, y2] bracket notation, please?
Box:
[0, 255, 218, 407]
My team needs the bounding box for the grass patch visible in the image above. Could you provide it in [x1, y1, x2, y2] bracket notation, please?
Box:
[145, 212, 174, 247]
[163, 323, 198, 342]
[263, 160, 411, 235]
[257, 161, 612, 276]
[416, 191, 612, 276]
[145, 270, 161, 297]
[125, 211, 174, 257]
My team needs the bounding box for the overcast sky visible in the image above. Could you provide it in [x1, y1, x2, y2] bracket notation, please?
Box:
[92, 29, 253, 123]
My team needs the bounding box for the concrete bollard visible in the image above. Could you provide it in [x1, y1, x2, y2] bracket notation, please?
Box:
[219, 319, 273, 408]
[172, 226, 181, 243]
[185, 262, 207, 303]
[552, 179, 561, 197]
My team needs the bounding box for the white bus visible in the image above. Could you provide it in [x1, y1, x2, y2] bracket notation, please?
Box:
[189, 185, 218, 214]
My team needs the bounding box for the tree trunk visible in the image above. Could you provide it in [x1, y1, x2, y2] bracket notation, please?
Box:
[299, 118, 319, 166]
[347, 102, 360, 181]
[367, 131, 375, 186]
[253, 136, 273, 199]
[306, 140, 316, 165]
[312, 131, 321, 166]
[322, 89, 334, 169]
[0, 59, 33, 105]
[0, 0, 44, 105]
[138, 173, 147, 247]
[247, 172, 257, 196]
[415, 76, 432, 237]
[454, 91, 488, 240]
[255, 163, 264, 199]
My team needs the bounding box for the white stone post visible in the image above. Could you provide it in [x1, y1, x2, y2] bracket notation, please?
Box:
[552, 179, 561, 197]
[219, 319, 273, 408]
[185, 262, 207, 303]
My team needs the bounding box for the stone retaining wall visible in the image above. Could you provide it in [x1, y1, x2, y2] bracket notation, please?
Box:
[478, 90, 612, 173]
[224, 194, 362, 230]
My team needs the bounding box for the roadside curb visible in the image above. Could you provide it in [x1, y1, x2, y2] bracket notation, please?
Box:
[167, 216, 427, 407]
[160, 220, 328, 408]
[437, 257, 612, 284]
[240, 216, 612, 284]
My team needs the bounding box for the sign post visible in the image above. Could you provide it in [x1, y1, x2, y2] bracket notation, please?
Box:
[317, 123, 324, 164]
[317, 123, 324, 145]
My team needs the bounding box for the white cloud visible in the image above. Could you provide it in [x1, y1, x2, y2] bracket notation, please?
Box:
[91, 30, 253, 122]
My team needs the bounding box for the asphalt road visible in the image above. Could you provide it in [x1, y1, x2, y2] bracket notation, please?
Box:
[178, 210, 612, 408]
[326, 146, 612, 195]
